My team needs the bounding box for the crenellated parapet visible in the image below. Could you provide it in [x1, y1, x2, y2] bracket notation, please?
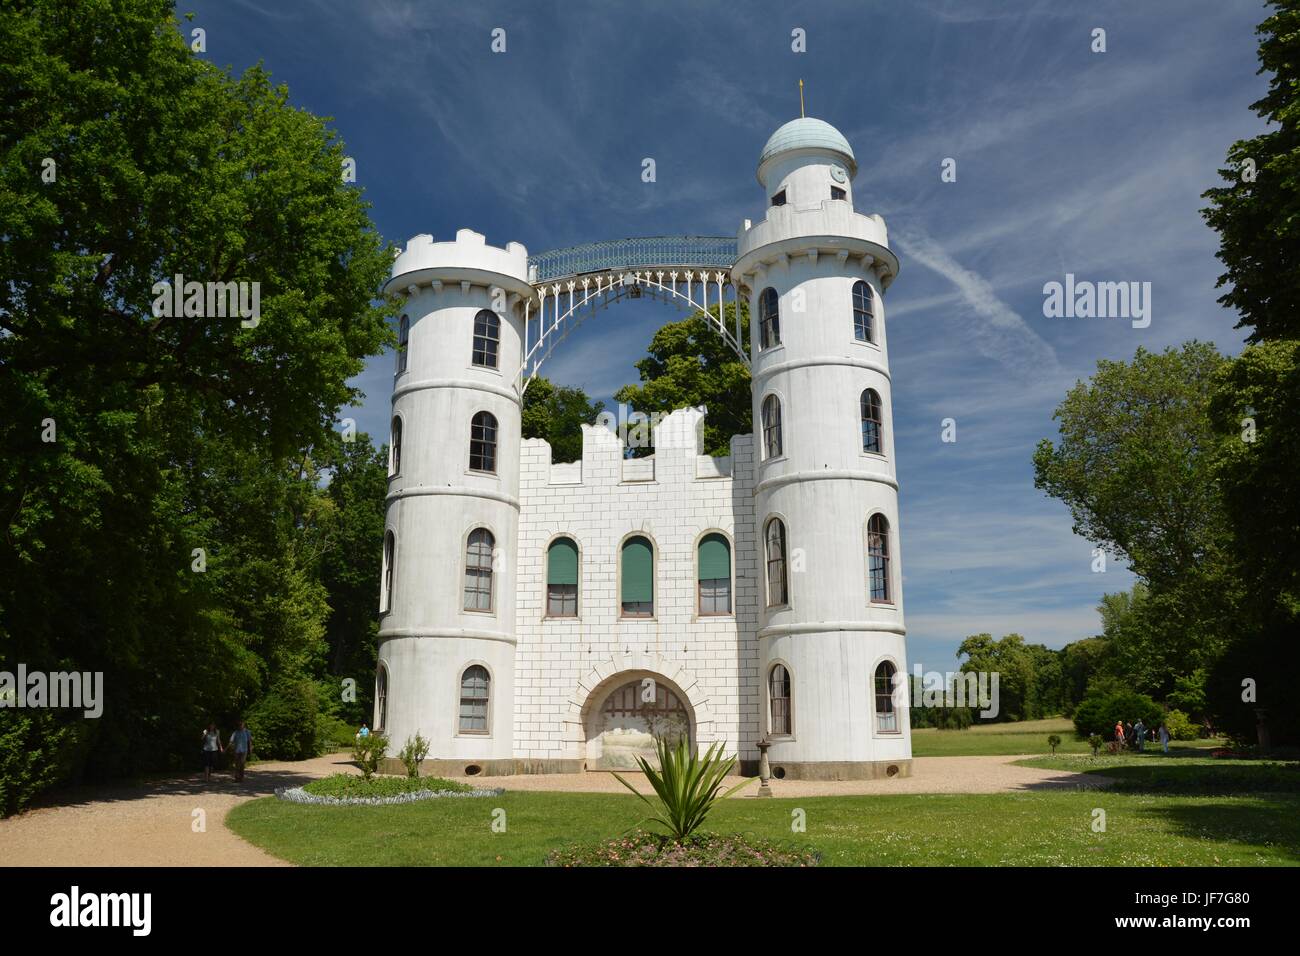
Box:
[520, 406, 754, 493]
[384, 228, 535, 302]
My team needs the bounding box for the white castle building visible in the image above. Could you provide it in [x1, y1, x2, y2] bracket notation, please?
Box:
[376, 117, 912, 779]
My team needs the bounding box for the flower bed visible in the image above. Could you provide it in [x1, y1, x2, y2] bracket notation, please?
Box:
[545, 829, 820, 867]
[275, 772, 502, 806]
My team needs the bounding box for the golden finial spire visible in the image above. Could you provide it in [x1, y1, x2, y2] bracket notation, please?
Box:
[799, 79, 805, 118]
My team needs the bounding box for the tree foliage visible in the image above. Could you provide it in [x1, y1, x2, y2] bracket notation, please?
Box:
[0, 0, 395, 804]
[614, 301, 751, 457]
[521, 376, 605, 464]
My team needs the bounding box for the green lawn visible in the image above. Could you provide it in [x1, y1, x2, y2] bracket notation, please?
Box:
[911, 717, 1227, 757]
[226, 787, 1300, 867]
[1015, 753, 1300, 794]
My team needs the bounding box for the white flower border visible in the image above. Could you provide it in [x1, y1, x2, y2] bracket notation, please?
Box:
[275, 785, 504, 806]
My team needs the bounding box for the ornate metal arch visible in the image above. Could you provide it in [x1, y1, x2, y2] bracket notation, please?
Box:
[520, 266, 749, 394]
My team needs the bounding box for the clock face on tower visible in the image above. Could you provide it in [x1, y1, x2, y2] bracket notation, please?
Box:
[830, 164, 847, 183]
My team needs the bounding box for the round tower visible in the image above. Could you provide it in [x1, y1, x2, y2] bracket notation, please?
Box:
[376, 229, 534, 776]
[733, 117, 912, 779]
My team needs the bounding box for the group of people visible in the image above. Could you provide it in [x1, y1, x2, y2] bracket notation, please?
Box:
[200, 720, 253, 783]
[1113, 718, 1171, 754]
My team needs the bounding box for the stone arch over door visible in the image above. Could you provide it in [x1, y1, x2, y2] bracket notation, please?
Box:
[563, 654, 714, 771]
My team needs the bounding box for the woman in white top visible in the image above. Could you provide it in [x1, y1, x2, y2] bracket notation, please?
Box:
[201, 723, 224, 782]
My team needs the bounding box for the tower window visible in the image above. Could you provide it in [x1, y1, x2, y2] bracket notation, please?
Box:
[861, 388, 883, 454]
[759, 287, 781, 350]
[464, 528, 495, 612]
[381, 530, 395, 613]
[765, 518, 788, 607]
[875, 660, 899, 733]
[831, 186, 847, 201]
[390, 416, 402, 476]
[469, 411, 497, 473]
[396, 314, 409, 374]
[868, 513, 891, 603]
[472, 309, 500, 368]
[761, 394, 783, 460]
[769, 663, 792, 736]
[458, 665, 491, 734]
[697, 532, 732, 615]
[853, 280, 874, 342]
[620, 535, 654, 617]
[375, 664, 388, 732]
[546, 537, 579, 617]
[770, 190, 787, 207]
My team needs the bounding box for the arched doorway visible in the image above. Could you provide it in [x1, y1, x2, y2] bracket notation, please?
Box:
[585, 673, 694, 770]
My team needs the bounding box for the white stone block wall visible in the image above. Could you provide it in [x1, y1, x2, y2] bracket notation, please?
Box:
[514, 406, 761, 764]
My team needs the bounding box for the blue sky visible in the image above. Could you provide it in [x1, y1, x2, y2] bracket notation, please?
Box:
[191, 0, 1268, 670]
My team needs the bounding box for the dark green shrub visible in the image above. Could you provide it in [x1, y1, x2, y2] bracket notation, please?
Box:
[0, 710, 85, 817]
[1088, 733, 1104, 756]
[247, 678, 321, 761]
[1047, 734, 1062, 754]
[1073, 690, 1162, 739]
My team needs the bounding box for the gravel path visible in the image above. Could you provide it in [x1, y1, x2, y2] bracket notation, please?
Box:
[455, 754, 1109, 797]
[0, 754, 1103, 866]
[0, 752, 357, 867]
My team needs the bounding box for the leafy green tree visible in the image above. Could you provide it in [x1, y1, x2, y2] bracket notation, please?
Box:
[1201, 0, 1300, 343]
[317, 433, 389, 723]
[615, 301, 751, 457]
[1033, 343, 1229, 589]
[0, 0, 394, 801]
[1200, 1, 1300, 744]
[1060, 636, 1111, 712]
[521, 377, 605, 464]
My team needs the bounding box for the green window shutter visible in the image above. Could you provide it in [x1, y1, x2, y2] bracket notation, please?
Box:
[547, 538, 579, 586]
[698, 533, 730, 581]
[621, 537, 654, 603]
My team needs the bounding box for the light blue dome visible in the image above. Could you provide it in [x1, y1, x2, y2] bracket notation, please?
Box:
[758, 117, 856, 176]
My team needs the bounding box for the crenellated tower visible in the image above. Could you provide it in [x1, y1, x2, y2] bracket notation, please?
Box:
[376, 229, 533, 775]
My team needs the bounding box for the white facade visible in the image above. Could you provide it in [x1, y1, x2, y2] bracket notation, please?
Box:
[377, 118, 912, 779]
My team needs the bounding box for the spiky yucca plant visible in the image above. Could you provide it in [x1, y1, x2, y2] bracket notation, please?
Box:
[613, 736, 754, 841]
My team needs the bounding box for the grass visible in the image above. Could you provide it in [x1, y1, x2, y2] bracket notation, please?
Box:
[301, 773, 470, 798]
[1015, 753, 1300, 795]
[226, 787, 1300, 867]
[911, 716, 1227, 757]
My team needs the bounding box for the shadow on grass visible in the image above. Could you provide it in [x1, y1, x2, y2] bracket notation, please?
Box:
[1135, 796, 1300, 864]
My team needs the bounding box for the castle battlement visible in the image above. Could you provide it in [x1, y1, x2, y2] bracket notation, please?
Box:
[520, 406, 753, 490]
[385, 228, 531, 296]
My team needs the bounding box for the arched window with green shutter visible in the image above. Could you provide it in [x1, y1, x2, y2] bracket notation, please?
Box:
[697, 532, 732, 615]
[546, 537, 579, 617]
[620, 535, 654, 617]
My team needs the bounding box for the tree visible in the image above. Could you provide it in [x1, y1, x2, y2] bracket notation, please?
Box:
[0, 0, 395, 803]
[521, 377, 605, 464]
[317, 433, 390, 724]
[614, 301, 751, 457]
[1201, 1, 1300, 343]
[1032, 343, 1229, 589]
[1199, 1, 1300, 744]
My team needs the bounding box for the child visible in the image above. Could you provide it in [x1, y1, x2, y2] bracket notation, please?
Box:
[201, 723, 223, 782]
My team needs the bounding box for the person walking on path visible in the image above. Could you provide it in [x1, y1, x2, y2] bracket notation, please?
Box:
[1159, 722, 1170, 754]
[1134, 719, 1146, 752]
[229, 720, 253, 782]
[356, 721, 370, 740]
[201, 723, 224, 783]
